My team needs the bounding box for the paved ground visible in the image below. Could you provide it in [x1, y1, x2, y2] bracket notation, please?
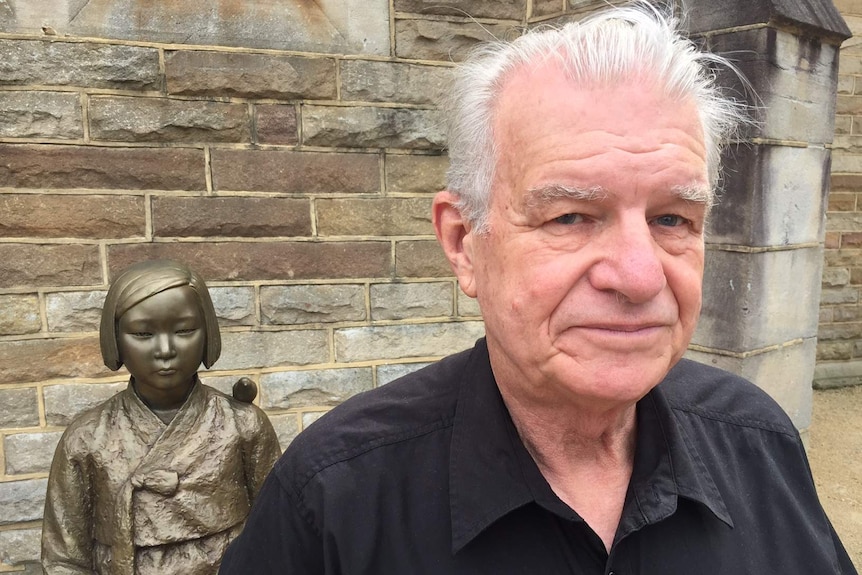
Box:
[808, 385, 862, 569]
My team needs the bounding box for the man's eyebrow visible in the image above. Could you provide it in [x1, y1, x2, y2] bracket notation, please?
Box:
[525, 184, 606, 207]
[673, 184, 711, 205]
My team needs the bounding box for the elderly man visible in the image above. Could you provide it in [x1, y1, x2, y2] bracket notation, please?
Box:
[220, 3, 856, 573]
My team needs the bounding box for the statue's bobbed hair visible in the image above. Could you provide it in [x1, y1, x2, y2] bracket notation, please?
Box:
[99, 259, 222, 371]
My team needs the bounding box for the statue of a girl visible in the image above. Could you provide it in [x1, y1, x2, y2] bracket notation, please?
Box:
[42, 260, 281, 575]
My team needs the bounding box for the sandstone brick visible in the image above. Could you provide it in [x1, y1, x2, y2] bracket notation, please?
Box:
[822, 268, 851, 287]
[0, 478, 47, 525]
[394, 0, 525, 19]
[209, 287, 256, 326]
[0, 244, 101, 289]
[0, 527, 40, 567]
[825, 232, 841, 248]
[835, 94, 861, 115]
[838, 74, 855, 95]
[261, 367, 373, 409]
[395, 19, 513, 62]
[302, 411, 327, 429]
[531, 0, 564, 17]
[261, 284, 366, 325]
[108, 241, 391, 282]
[46, 290, 106, 333]
[89, 96, 250, 143]
[395, 240, 451, 277]
[302, 105, 445, 150]
[153, 197, 312, 238]
[0, 336, 106, 385]
[816, 340, 854, 361]
[340, 60, 451, 106]
[831, 152, 862, 173]
[0, 40, 159, 89]
[335, 321, 485, 361]
[385, 154, 448, 194]
[850, 267, 862, 284]
[841, 232, 862, 247]
[0, 294, 40, 336]
[834, 115, 852, 135]
[819, 307, 834, 323]
[0, 388, 40, 428]
[370, 281, 452, 320]
[316, 198, 433, 236]
[827, 249, 862, 267]
[828, 211, 862, 232]
[813, 358, 862, 387]
[0, 91, 82, 139]
[834, 306, 862, 322]
[211, 149, 379, 194]
[43, 382, 126, 426]
[818, 322, 862, 341]
[833, 134, 862, 154]
[0, 144, 205, 191]
[4, 431, 63, 474]
[831, 173, 862, 190]
[457, 291, 482, 317]
[165, 51, 336, 100]
[377, 362, 431, 385]
[255, 104, 298, 145]
[828, 191, 857, 211]
[0, 194, 145, 239]
[216, 330, 329, 371]
[267, 413, 300, 451]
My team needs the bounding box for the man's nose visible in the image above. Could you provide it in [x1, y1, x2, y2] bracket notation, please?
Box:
[153, 333, 177, 359]
[587, 220, 666, 304]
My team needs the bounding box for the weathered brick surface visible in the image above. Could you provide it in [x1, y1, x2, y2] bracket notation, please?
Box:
[0, 336, 106, 385]
[0, 388, 40, 428]
[340, 60, 451, 105]
[211, 149, 379, 194]
[458, 291, 482, 317]
[0, 294, 41, 336]
[43, 382, 127, 426]
[255, 104, 299, 145]
[370, 281, 452, 320]
[0, 479, 47, 525]
[394, 0, 525, 19]
[302, 412, 326, 428]
[216, 330, 329, 371]
[165, 51, 337, 100]
[532, 0, 564, 17]
[261, 284, 366, 325]
[89, 96, 250, 143]
[302, 106, 445, 150]
[395, 240, 452, 277]
[0, 526, 40, 566]
[385, 154, 448, 194]
[0, 194, 145, 239]
[153, 197, 312, 238]
[261, 367, 373, 408]
[267, 413, 301, 450]
[335, 321, 485, 362]
[395, 19, 513, 62]
[316, 198, 433, 236]
[0, 244, 101, 289]
[377, 362, 431, 385]
[0, 40, 159, 89]
[0, 91, 82, 139]
[46, 290, 106, 333]
[209, 287, 256, 326]
[0, 144, 205, 190]
[4, 431, 63, 475]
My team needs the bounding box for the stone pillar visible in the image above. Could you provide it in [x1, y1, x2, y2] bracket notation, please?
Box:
[684, 0, 850, 433]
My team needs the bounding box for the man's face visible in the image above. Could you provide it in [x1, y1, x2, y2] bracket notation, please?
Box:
[461, 64, 709, 410]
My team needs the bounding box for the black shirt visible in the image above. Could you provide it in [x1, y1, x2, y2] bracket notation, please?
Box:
[220, 339, 856, 574]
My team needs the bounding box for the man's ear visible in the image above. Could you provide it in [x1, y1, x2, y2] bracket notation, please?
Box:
[432, 191, 477, 298]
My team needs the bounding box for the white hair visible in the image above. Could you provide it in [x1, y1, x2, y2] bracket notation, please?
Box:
[443, 1, 750, 233]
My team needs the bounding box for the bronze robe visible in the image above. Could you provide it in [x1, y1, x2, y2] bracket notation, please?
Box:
[42, 378, 281, 575]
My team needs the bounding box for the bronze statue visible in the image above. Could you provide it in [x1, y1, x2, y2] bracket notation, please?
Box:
[41, 260, 281, 575]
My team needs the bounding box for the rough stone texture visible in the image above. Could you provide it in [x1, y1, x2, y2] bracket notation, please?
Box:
[532, 0, 564, 18]
[340, 60, 451, 106]
[0, 294, 41, 335]
[261, 284, 366, 324]
[335, 320, 485, 362]
[261, 367, 373, 408]
[394, 0, 525, 19]
[0, 91, 82, 139]
[0, 478, 47, 525]
[165, 51, 336, 100]
[108, 241, 391, 282]
[4, 431, 63, 474]
[385, 153, 449, 194]
[687, 0, 850, 39]
[395, 240, 452, 277]
[377, 362, 431, 385]
[301, 411, 326, 429]
[0, 388, 40, 428]
[255, 104, 299, 145]
[458, 291, 482, 317]
[46, 290, 107, 333]
[302, 105, 446, 150]
[153, 197, 312, 238]
[316, 198, 433, 236]
[211, 149, 379, 194]
[814, 358, 862, 388]
[0, 527, 40, 566]
[89, 96, 250, 143]
[217, 330, 329, 370]
[0, 244, 101, 289]
[209, 287, 256, 326]
[370, 281, 452, 320]
[268, 413, 301, 450]
[0, 144, 206, 191]
[0, 336, 106, 385]
[0, 194, 145, 239]
[0, 39, 159, 89]
[43, 381, 127, 426]
[395, 19, 514, 62]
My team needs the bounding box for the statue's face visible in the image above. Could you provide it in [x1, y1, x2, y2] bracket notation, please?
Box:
[117, 285, 205, 409]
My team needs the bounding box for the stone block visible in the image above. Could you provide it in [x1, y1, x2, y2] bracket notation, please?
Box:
[0, 194, 145, 239]
[385, 154, 448, 194]
[165, 51, 336, 100]
[199, 374, 246, 397]
[261, 367, 373, 408]
[268, 413, 300, 451]
[46, 290, 106, 333]
[831, 174, 862, 190]
[89, 96, 250, 143]
[827, 211, 862, 232]
[0, 39, 159, 89]
[694, 247, 823, 352]
[261, 284, 366, 325]
[211, 149, 379, 194]
[834, 305, 862, 322]
[709, 145, 829, 247]
[851, 267, 862, 284]
[0, 294, 40, 336]
[4, 431, 63, 474]
[0, 244, 101, 289]
[377, 362, 432, 385]
[840, 232, 862, 247]
[819, 307, 834, 323]
[302, 411, 327, 429]
[44, 382, 127, 426]
[108, 241, 391, 282]
[209, 287, 256, 326]
[216, 330, 329, 371]
[335, 320, 485, 361]
[457, 291, 482, 317]
[0, 144, 205, 191]
[302, 105, 445, 150]
[531, 0, 563, 18]
[831, 152, 862, 173]
[370, 281, 452, 320]
[832, 134, 862, 154]
[394, 0, 525, 19]
[395, 19, 513, 62]
[153, 197, 312, 238]
[820, 287, 859, 304]
[0, 336, 106, 385]
[818, 321, 862, 341]
[340, 60, 451, 105]
[816, 340, 853, 361]
[0, 388, 39, 428]
[0, 527, 40, 567]
[828, 191, 857, 211]
[827, 249, 862, 268]
[838, 74, 854, 95]
[0, 91, 82, 139]
[834, 115, 852, 135]
[316, 198, 433, 236]
[813, 359, 862, 388]
[825, 232, 840, 248]
[822, 267, 851, 287]
[0, 478, 47, 525]
[255, 104, 298, 145]
[395, 240, 452, 277]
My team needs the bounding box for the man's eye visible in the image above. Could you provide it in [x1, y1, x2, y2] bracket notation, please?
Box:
[552, 213, 583, 225]
[653, 214, 686, 227]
